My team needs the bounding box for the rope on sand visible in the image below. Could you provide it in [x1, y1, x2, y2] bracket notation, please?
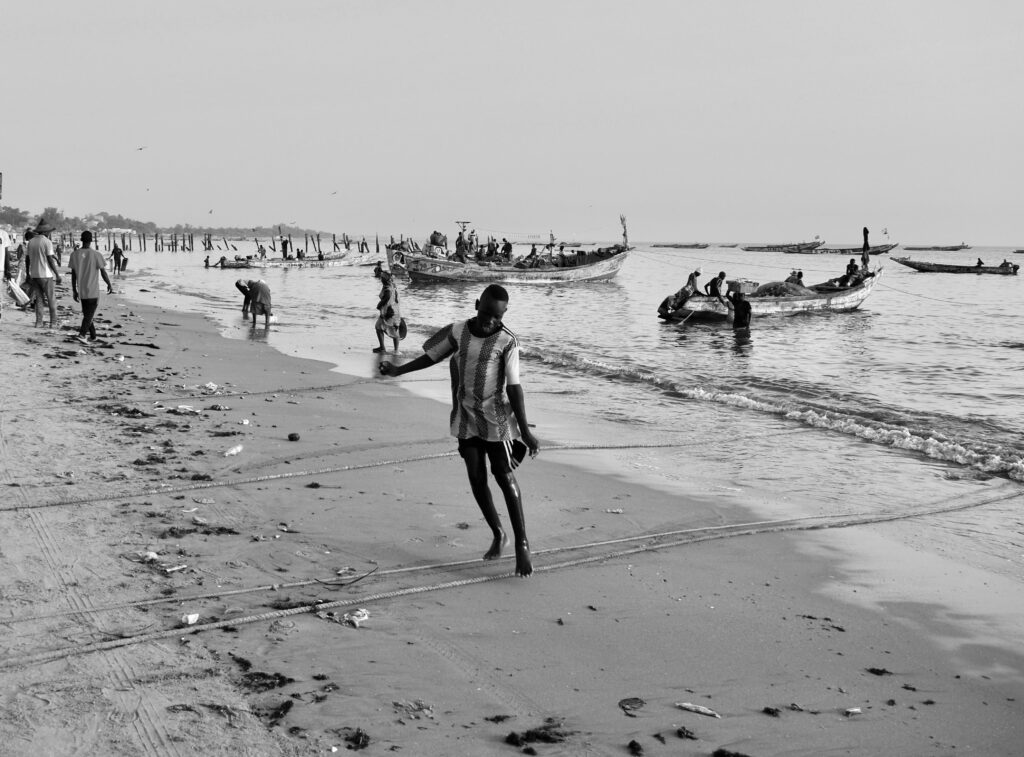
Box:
[0, 430, 811, 513]
[2, 488, 1020, 670]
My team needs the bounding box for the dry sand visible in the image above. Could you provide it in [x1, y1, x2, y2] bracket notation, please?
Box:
[0, 285, 1021, 756]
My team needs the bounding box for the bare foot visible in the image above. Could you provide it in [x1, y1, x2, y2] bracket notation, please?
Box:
[483, 531, 508, 561]
[514, 539, 533, 577]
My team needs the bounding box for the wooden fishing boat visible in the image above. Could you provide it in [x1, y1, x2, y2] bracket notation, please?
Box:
[651, 242, 709, 249]
[661, 268, 883, 322]
[740, 240, 824, 253]
[892, 257, 1018, 275]
[902, 243, 971, 251]
[404, 216, 632, 284]
[789, 242, 898, 256]
[405, 244, 630, 284]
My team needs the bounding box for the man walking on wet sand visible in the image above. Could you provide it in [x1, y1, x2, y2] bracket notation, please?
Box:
[379, 284, 540, 576]
[69, 231, 113, 344]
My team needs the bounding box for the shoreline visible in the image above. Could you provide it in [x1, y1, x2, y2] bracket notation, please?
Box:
[0, 284, 1021, 754]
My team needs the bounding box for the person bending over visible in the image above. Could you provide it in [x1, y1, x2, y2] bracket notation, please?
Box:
[379, 284, 540, 576]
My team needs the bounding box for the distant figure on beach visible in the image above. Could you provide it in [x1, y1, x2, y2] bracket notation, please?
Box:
[726, 289, 752, 331]
[976, 258, 984, 268]
[235, 279, 273, 328]
[372, 264, 404, 353]
[378, 284, 540, 577]
[25, 219, 62, 328]
[69, 231, 113, 344]
[861, 227, 871, 270]
[109, 244, 124, 276]
[204, 255, 211, 268]
[704, 271, 727, 304]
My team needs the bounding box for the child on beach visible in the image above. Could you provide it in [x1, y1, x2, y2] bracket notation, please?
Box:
[69, 231, 114, 343]
[379, 284, 540, 577]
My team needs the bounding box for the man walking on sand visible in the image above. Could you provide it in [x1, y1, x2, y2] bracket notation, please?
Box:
[25, 219, 63, 329]
[69, 231, 113, 344]
[379, 284, 540, 577]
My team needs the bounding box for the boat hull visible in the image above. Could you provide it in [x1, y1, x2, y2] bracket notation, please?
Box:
[902, 244, 971, 251]
[892, 257, 1018, 275]
[789, 243, 898, 255]
[666, 269, 883, 322]
[741, 241, 823, 253]
[405, 248, 631, 284]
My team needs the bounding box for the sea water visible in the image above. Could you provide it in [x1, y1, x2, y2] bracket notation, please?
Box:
[121, 243, 1024, 587]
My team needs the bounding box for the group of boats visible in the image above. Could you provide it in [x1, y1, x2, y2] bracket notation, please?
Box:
[196, 219, 1016, 327]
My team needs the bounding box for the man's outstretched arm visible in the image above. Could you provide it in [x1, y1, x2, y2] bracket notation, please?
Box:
[380, 354, 437, 377]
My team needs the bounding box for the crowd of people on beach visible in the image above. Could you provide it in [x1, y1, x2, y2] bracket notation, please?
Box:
[2, 219, 118, 342]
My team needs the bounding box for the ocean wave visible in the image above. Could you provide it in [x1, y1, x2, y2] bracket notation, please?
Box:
[523, 346, 1024, 482]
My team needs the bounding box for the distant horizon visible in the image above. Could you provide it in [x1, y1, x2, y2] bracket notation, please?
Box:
[2, 1, 1021, 247]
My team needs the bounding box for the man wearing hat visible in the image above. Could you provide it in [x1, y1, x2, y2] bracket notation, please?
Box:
[25, 219, 63, 328]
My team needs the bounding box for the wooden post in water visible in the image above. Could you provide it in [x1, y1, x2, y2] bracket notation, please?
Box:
[332, 233, 339, 252]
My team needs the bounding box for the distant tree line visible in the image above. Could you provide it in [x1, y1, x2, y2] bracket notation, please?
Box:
[0, 205, 326, 238]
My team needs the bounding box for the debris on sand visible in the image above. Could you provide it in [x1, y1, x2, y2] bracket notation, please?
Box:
[240, 670, 296, 692]
[485, 714, 512, 723]
[762, 706, 781, 717]
[627, 739, 644, 755]
[343, 728, 371, 750]
[287, 433, 300, 441]
[675, 702, 721, 718]
[712, 749, 754, 757]
[505, 717, 574, 746]
[618, 697, 646, 717]
[253, 699, 293, 727]
[392, 699, 434, 720]
[866, 667, 893, 676]
[676, 726, 697, 740]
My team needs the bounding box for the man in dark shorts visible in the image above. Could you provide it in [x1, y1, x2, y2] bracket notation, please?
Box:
[379, 284, 540, 577]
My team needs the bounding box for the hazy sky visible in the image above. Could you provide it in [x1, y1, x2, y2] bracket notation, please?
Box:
[2, 1, 1021, 244]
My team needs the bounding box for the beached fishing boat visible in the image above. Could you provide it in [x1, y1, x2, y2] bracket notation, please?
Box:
[741, 240, 824, 253]
[651, 242, 709, 249]
[789, 243, 898, 256]
[902, 243, 971, 251]
[403, 216, 632, 284]
[892, 257, 1018, 275]
[660, 268, 883, 322]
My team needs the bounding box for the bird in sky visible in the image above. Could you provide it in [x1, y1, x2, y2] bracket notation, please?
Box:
[330, 191, 338, 195]
[209, 209, 213, 214]
[136, 146, 147, 151]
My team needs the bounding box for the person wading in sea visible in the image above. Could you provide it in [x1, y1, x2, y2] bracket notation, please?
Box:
[378, 284, 540, 577]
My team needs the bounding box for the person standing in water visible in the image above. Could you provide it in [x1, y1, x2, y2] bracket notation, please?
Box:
[378, 284, 540, 577]
[372, 264, 403, 353]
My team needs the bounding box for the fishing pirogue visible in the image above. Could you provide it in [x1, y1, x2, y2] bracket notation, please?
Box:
[892, 257, 1019, 275]
[399, 216, 632, 284]
[659, 268, 883, 322]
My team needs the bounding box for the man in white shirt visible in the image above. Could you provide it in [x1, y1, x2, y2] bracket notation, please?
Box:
[69, 230, 113, 343]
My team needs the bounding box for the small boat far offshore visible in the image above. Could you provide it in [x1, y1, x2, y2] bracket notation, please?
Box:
[892, 257, 1018, 275]
[740, 240, 824, 253]
[902, 243, 971, 251]
[651, 242, 709, 249]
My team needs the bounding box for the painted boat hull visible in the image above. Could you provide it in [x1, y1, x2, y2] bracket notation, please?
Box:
[892, 257, 1018, 275]
[740, 241, 824, 252]
[789, 243, 898, 255]
[665, 268, 883, 322]
[405, 248, 631, 284]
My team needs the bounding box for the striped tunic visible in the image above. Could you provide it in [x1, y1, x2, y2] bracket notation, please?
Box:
[423, 320, 522, 442]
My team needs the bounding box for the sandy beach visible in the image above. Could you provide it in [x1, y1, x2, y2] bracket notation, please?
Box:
[0, 285, 1021, 757]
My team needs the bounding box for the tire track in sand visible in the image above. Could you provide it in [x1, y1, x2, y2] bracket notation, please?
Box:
[0, 404, 180, 757]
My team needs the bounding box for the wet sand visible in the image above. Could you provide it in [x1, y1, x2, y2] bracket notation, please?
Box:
[0, 287, 1021, 756]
